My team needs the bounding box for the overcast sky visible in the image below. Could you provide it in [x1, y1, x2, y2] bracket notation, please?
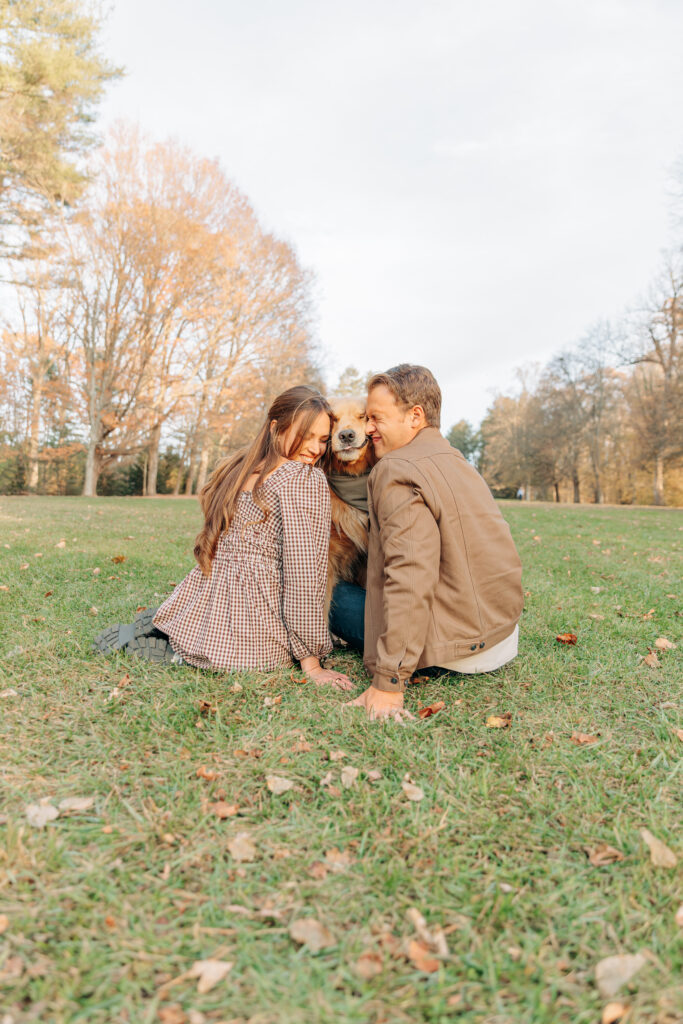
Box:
[100, 0, 683, 430]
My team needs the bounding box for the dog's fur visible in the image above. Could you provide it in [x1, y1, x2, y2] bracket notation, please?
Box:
[324, 396, 376, 610]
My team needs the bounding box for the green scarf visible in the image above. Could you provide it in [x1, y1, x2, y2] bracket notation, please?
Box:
[327, 471, 371, 512]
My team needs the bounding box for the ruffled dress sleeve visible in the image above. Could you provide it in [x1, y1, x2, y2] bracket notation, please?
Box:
[279, 465, 333, 662]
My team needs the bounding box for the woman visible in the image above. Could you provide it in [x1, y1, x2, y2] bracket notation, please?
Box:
[94, 386, 352, 690]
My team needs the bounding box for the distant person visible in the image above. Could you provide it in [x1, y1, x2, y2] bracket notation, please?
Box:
[516, 486, 524, 500]
[334, 364, 523, 720]
[94, 386, 352, 690]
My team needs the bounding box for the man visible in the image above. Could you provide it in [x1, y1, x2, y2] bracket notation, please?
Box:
[343, 364, 523, 721]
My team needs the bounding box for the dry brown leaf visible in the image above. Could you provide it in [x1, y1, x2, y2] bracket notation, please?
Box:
[266, 774, 294, 795]
[210, 801, 238, 819]
[585, 843, 624, 867]
[289, 917, 335, 952]
[328, 749, 347, 761]
[227, 832, 256, 862]
[0, 688, 18, 698]
[0, 914, 8, 934]
[341, 766, 359, 789]
[196, 765, 219, 781]
[366, 769, 382, 782]
[111, 555, 126, 564]
[675, 729, 683, 742]
[486, 713, 512, 729]
[158, 1006, 187, 1024]
[354, 950, 383, 979]
[188, 958, 233, 994]
[25, 802, 59, 827]
[293, 738, 310, 752]
[642, 651, 660, 668]
[264, 694, 282, 707]
[418, 701, 446, 720]
[324, 847, 354, 872]
[556, 632, 578, 645]
[58, 797, 95, 813]
[319, 770, 334, 788]
[307, 861, 328, 880]
[406, 939, 440, 973]
[640, 828, 677, 868]
[595, 953, 646, 998]
[19, 563, 29, 570]
[406, 907, 449, 956]
[402, 780, 425, 802]
[675, 904, 683, 928]
[0, 585, 9, 592]
[654, 637, 676, 650]
[602, 1002, 630, 1024]
[327, 785, 342, 798]
[89, 606, 98, 616]
[570, 732, 600, 745]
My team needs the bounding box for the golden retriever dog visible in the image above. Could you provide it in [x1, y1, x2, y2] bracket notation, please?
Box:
[324, 396, 376, 609]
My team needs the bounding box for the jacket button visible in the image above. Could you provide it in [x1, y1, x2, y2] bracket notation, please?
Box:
[390, 677, 398, 684]
[470, 644, 477, 651]
[479, 642, 485, 649]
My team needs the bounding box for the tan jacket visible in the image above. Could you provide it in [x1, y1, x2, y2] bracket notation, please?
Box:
[364, 427, 523, 692]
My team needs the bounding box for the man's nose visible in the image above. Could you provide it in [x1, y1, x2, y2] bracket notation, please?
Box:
[339, 429, 356, 445]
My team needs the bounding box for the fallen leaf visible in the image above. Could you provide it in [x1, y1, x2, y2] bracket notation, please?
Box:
[601, 1003, 630, 1024]
[642, 651, 660, 668]
[227, 831, 256, 862]
[486, 713, 512, 729]
[58, 797, 95, 813]
[158, 1006, 186, 1024]
[210, 801, 238, 819]
[556, 633, 578, 645]
[197, 699, 216, 715]
[289, 917, 335, 952]
[675, 729, 683, 742]
[34, 552, 43, 558]
[675, 904, 683, 927]
[230, 681, 243, 692]
[0, 688, 18, 698]
[188, 958, 233, 994]
[329, 749, 347, 761]
[341, 765, 359, 789]
[196, 765, 219, 781]
[654, 637, 675, 650]
[20, 563, 29, 570]
[570, 732, 600, 745]
[111, 555, 126, 564]
[266, 775, 294, 795]
[307, 861, 328, 880]
[595, 953, 646, 998]
[590, 613, 605, 620]
[354, 950, 383, 979]
[55, 540, 66, 548]
[92, 567, 100, 575]
[326, 785, 342, 797]
[0, 585, 8, 591]
[324, 847, 354, 872]
[264, 694, 282, 707]
[89, 606, 98, 616]
[405, 907, 449, 956]
[418, 700, 446, 720]
[406, 939, 440, 973]
[366, 769, 382, 782]
[591, 586, 602, 594]
[293, 738, 310, 753]
[402, 780, 425, 802]
[0, 914, 8, 934]
[640, 828, 677, 868]
[585, 843, 624, 867]
[26, 802, 59, 827]
[319, 770, 334, 787]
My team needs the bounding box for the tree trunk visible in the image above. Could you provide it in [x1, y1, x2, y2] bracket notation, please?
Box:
[195, 443, 211, 494]
[554, 481, 560, 502]
[572, 472, 580, 504]
[83, 437, 101, 496]
[26, 378, 43, 492]
[173, 466, 184, 496]
[146, 422, 162, 496]
[653, 453, 665, 505]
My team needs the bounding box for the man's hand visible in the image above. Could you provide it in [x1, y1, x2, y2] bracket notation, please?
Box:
[345, 685, 416, 722]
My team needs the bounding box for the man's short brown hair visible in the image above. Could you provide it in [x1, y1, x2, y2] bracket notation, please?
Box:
[368, 364, 441, 428]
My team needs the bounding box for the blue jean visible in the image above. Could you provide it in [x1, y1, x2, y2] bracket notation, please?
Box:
[329, 581, 365, 653]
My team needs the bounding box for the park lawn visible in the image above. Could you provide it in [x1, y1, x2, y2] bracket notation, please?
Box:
[0, 496, 681, 1024]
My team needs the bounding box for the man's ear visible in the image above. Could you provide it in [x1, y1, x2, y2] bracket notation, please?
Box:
[410, 405, 427, 428]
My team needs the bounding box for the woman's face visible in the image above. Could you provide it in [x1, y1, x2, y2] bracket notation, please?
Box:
[281, 410, 331, 465]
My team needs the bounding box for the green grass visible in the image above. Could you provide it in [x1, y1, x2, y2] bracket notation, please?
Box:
[0, 496, 681, 1024]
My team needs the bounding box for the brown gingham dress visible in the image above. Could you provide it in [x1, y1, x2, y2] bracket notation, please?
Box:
[153, 461, 333, 671]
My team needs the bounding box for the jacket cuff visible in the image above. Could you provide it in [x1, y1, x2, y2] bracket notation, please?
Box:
[372, 672, 406, 694]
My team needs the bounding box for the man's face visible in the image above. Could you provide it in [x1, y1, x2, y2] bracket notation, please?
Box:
[366, 384, 421, 457]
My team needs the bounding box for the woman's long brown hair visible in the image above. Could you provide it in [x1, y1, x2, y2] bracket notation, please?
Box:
[193, 386, 332, 576]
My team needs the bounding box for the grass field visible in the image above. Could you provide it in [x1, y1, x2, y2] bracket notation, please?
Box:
[0, 496, 681, 1024]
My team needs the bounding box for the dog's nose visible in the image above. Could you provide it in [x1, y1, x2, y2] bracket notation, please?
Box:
[339, 429, 356, 445]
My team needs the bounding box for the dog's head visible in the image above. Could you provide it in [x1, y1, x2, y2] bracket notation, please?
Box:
[327, 396, 375, 475]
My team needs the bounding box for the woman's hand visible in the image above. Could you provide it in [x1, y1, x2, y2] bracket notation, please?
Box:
[300, 657, 354, 691]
